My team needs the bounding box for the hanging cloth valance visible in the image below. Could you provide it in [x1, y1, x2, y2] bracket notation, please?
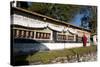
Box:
[63, 28, 68, 32]
[67, 28, 78, 34]
[48, 24, 64, 32]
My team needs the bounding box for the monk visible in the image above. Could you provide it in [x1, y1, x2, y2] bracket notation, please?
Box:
[82, 33, 87, 47]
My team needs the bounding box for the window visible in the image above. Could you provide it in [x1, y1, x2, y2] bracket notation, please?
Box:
[25, 31, 34, 38]
[14, 29, 20, 38]
[13, 29, 17, 37]
[47, 33, 50, 39]
[13, 29, 35, 39]
[21, 30, 24, 38]
[57, 34, 67, 41]
[16, 29, 19, 37]
[18, 30, 22, 38]
[36, 32, 40, 38]
[78, 37, 82, 42]
[36, 32, 51, 39]
[15, 30, 24, 38]
[30, 31, 34, 38]
[26, 31, 29, 38]
[68, 35, 74, 41]
[27, 31, 31, 38]
[23, 30, 26, 38]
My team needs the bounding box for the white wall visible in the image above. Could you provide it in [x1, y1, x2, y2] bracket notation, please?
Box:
[42, 43, 90, 50]
[14, 43, 90, 53]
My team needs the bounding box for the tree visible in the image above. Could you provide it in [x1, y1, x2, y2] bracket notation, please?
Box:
[16, 1, 29, 9]
[80, 6, 97, 33]
[81, 15, 89, 29]
[28, 3, 81, 22]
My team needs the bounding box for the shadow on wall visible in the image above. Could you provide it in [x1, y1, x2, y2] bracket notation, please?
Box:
[12, 39, 50, 66]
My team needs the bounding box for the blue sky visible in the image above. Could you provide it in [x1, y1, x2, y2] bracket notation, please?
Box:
[70, 14, 84, 27]
[70, 9, 90, 29]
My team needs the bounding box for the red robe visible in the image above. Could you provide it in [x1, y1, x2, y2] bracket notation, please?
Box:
[82, 35, 87, 47]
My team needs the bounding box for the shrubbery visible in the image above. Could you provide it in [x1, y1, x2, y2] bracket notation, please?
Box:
[15, 45, 97, 64]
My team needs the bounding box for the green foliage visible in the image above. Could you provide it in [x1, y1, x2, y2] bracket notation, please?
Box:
[28, 3, 81, 22]
[80, 6, 97, 33]
[15, 45, 97, 64]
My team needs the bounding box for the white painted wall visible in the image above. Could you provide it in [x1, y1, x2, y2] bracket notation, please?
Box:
[42, 43, 90, 50]
[14, 43, 90, 53]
